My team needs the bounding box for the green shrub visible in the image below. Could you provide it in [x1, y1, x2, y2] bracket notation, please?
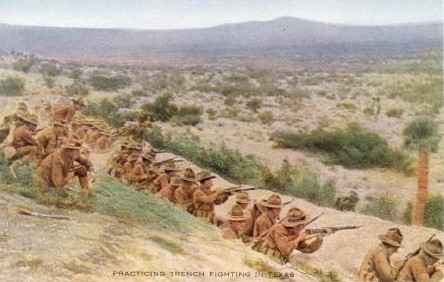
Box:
[88, 74, 131, 91]
[363, 107, 376, 116]
[224, 96, 236, 106]
[13, 57, 34, 73]
[65, 81, 89, 96]
[0, 77, 25, 96]
[361, 193, 398, 221]
[336, 102, 357, 110]
[140, 93, 178, 122]
[38, 63, 61, 77]
[83, 98, 136, 127]
[246, 98, 262, 112]
[273, 123, 412, 173]
[424, 195, 444, 231]
[42, 76, 55, 88]
[385, 108, 404, 118]
[258, 111, 274, 124]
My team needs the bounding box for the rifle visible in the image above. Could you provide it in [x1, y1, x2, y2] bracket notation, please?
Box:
[395, 233, 436, 280]
[251, 212, 324, 247]
[14, 207, 71, 220]
[283, 199, 294, 205]
[306, 225, 362, 234]
[153, 157, 184, 167]
[219, 186, 258, 195]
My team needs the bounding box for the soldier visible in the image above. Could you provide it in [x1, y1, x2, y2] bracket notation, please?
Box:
[358, 227, 403, 282]
[35, 119, 68, 158]
[254, 207, 332, 264]
[220, 204, 251, 240]
[11, 113, 39, 161]
[234, 192, 255, 237]
[35, 140, 92, 196]
[173, 167, 199, 213]
[121, 155, 140, 185]
[396, 239, 443, 282]
[0, 115, 13, 144]
[52, 97, 86, 124]
[152, 162, 180, 194]
[193, 170, 220, 224]
[253, 194, 282, 238]
[112, 142, 142, 179]
[158, 177, 182, 202]
[130, 152, 158, 189]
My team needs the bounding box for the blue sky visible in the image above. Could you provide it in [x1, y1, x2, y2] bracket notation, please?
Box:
[0, 0, 442, 29]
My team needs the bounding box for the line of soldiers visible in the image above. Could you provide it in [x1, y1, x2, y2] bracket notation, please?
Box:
[106, 149, 338, 265]
[359, 227, 443, 282]
[0, 98, 96, 196]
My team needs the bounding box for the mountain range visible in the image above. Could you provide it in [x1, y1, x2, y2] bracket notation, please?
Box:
[0, 17, 442, 64]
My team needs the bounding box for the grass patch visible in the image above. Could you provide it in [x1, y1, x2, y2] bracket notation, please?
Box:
[385, 108, 403, 118]
[273, 123, 412, 173]
[403, 195, 444, 231]
[14, 257, 44, 270]
[0, 76, 25, 96]
[360, 193, 398, 222]
[148, 235, 185, 254]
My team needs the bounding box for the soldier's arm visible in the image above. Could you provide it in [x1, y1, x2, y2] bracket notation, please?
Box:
[46, 133, 57, 154]
[372, 249, 398, 282]
[52, 159, 68, 188]
[274, 226, 299, 258]
[194, 189, 218, 204]
[23, 131, 38, 146]
[65, 107, 75, 123]
[411, 260, 435, 282]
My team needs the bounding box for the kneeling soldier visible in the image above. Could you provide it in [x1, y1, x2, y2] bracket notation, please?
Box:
[35, 140, 92, 196]
[397, 238, 443, 282]
[359, 227, 403, 282]
[220, 204, 251, 240]
[253, 194, 282, 238]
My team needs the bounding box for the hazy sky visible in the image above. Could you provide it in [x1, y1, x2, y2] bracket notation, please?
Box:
[0, 0, 442, 29]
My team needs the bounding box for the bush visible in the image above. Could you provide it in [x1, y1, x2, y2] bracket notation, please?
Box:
[88, 74, 131, 91]
[273, 123, 412, 172]
[171, 104, 202, 126]
[361, 193, 398, 221]
[42, 76, 55, 88]
[13, 57, 34, 73]
[38, 63, 61, 77]
[140, 93, 178, 122]
[385, 108, 403, 118]
[246, 98, 262, 112]
[258, 111, 274, 124]
[0, 77, 25, 96]
[65, 81, 89, 96]
[424, 195, 444, 231]
[363, 107, 376, 116]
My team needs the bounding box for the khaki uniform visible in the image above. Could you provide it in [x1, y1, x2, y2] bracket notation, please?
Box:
[52, 104, 76, 124]
[255, 224, 299, 264]
[396, 254, 443, 282]
[253, 212, 275, 238]
[35, 150, 90, 191]
[359, 244, 399, 282]
[220, 222, 243, 240]
[241, 207, 255, 237]
[36, 126, 66, 157]
[0, 115, 13, 144]
[193, 186, 218, 223]
[12, 125, 38, 159]
[174, 183, 198, 213]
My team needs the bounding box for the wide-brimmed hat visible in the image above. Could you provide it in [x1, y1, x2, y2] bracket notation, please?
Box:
[72, 97, 86, 106]
[16, 102, 28, 112]
[260, 194, 282, 209]
[170, 177, 182, 187]
[421, 239, 443, 259]
[378, 227, 403, 248]
[127, 142, 142, 151]
[17, 112, 38, 125]
[179, 167, 196, 182]
[141, 151, 154, 161]
[163, 162, 180, 172]
[227, 204, 251, 221]
[234, 191, 251, 204]
[197, 170, 216, 182]
[282, 207, 309, 227]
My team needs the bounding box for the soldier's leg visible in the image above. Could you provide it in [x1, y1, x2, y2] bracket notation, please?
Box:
[74, 165, 91, 195]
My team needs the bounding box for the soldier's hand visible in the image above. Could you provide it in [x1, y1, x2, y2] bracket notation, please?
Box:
[323, 227, 334, 236]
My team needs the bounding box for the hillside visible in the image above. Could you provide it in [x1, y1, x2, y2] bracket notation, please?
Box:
[0, 17, 442, 64]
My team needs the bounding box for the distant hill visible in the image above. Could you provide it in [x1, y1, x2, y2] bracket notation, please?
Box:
[0, 17, 442, 64]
